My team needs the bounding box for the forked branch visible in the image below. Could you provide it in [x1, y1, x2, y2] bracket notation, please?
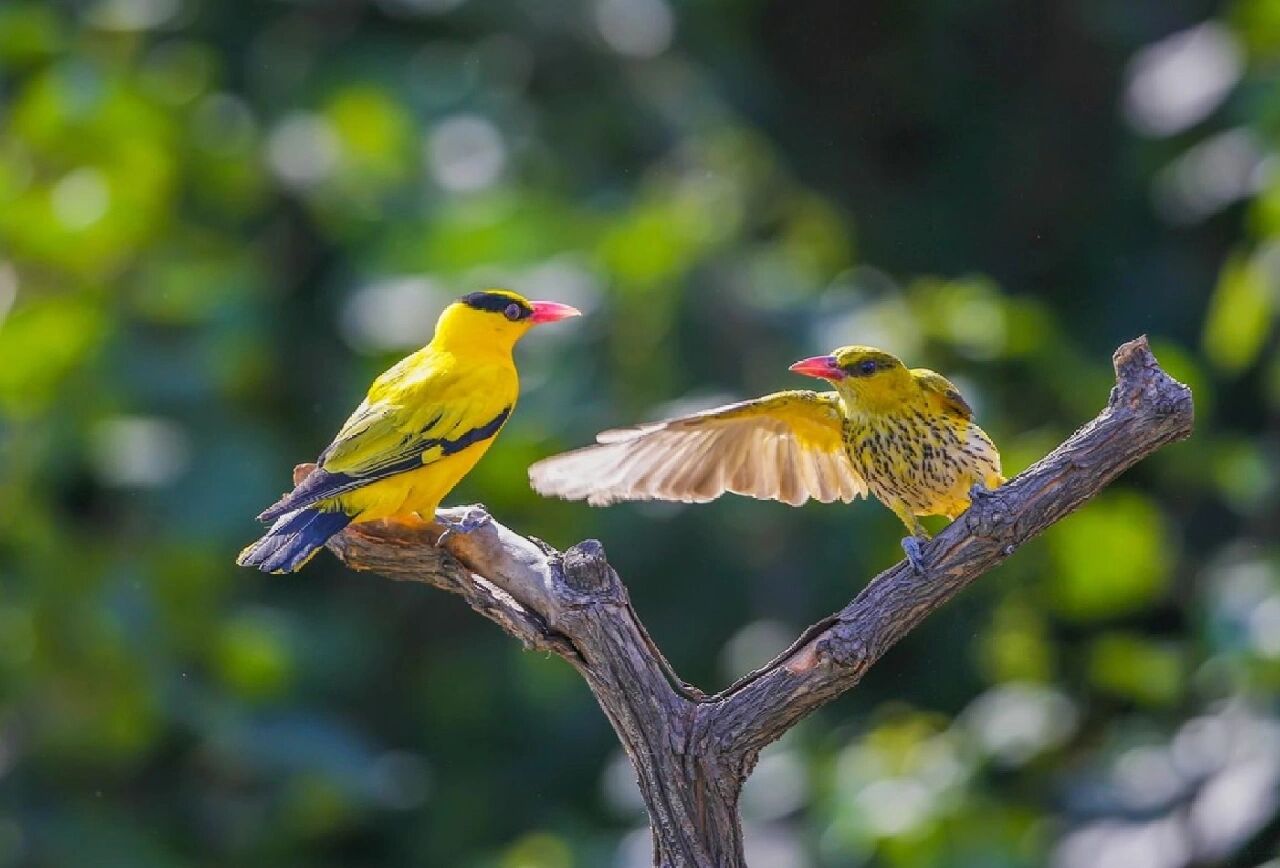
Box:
[322, 336, 1193, 867]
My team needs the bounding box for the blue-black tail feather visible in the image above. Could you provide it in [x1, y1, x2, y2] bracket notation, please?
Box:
[237, 507, 352, 573]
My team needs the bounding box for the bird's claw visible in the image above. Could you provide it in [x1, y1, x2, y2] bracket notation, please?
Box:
[434, 503, 492, 546]
[969, 481, 994, 500]
[901, 535, 927, 575]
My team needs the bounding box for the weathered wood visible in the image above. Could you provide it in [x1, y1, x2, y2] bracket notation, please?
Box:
[322, 336, 1193, 867]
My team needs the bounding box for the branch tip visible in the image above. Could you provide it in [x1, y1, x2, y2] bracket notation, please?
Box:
[1110, 335, 1194, 422]
[562, 539, 617, 595]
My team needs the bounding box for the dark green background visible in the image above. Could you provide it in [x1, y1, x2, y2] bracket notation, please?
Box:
[1, 0, 1276, 866]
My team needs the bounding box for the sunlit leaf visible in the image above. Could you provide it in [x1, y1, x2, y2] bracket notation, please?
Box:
[1088, 633, 1185, 706]
[1045, 491, 1173, 620]
[0, 297, 105, 412]
[325, 85, 414, 184]
[0, 2, 63, 65]
[215, 610, 294, 699]
[977, 599, 1055, 683]
[1212, 437, 1276, 514]
[502, 831, 574, 868]
[1202, 251, 1273, 374]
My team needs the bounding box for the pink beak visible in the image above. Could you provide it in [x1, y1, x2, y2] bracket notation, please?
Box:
[529, 300, 582, 324]
[788, 354, 845, 381]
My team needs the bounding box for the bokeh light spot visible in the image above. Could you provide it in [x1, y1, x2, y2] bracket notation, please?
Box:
[595, 0, 674, 58]
[86, 0, 181, 31]
[340, 276, 448, 354]
[0, 263, 17, 327]
[89, 416, 190, 488]
[963, 683, 1078, 766]
[426, 115, 506, 192]
[1124, 22, 1242, 137]
[266, 112, 341, 188]
[1154, 129, 1268, 223]
[192, 93, 256, 155]
[50, 167, 110, 229]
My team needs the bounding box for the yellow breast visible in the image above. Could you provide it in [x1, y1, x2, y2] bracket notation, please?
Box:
[324, 351, 520, 524]
[845, 406, 1001, 519]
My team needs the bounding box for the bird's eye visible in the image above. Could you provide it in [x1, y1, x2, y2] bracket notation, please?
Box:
[858, 359, 878, 375]
[503, 303, 523, 321]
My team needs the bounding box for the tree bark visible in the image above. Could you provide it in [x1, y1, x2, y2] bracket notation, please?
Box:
[320, 336, 1193, 867]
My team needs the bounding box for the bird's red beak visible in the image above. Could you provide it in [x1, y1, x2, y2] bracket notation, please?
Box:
[529, 300, 582, 324]
[788, 355, 845, 381]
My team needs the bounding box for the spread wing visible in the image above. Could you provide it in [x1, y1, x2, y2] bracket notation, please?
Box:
[528, 390, 866, 507]
[258, 364, 513, 522]
[912, 369, 973, 420]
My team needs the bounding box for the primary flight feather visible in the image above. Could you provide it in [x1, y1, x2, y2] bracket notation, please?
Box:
[239, 289, 580, 573]
[528, 346, 1003, 572]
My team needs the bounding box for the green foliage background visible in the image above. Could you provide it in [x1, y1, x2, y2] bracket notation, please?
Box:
[0, 1, 1276, 866]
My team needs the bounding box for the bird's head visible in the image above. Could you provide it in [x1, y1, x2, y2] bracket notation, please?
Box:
[435, 289, 581, 351]
[789, 346, 912, 410]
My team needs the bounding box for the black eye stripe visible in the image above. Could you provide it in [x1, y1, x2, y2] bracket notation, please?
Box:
[842, 357, 893, 376]
[460, 291, 532, 319]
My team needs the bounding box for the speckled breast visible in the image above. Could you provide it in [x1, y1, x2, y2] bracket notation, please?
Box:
[842, 412, 994, 515]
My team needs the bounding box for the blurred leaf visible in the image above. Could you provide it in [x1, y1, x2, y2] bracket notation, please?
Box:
[325, 85, 414, 184]
[131, 238, 260, 325]
[214, 609, 294, 699]
[0, 296, 105, 413]
[599, 197, 705, 288]
[2, 65, 177, 276]
[1045, 491, 1173, 621]
[1212, 437, 1276, 514]
[1232, 0, 1280, 58]
[502, 832, 574, 868]
[977, 598, 1055, 683]
[282, 773, 359, 839]
[138, 40, 216, 107]
[782, 191, 854, 279]
[0, 2, 62, 66]
[406, 194, 592, 272]
[1202, 251, 1273, 375]
[1088, 633, 1185, 706]
[912, 276, 1009, 360]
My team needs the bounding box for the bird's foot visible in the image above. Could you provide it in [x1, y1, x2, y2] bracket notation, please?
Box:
[434, 503, 492, 546]
[901, 535, 928, 575]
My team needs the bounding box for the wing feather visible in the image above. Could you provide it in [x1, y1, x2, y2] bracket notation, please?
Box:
[912, 368, 974, 420]
[528, 390, 866, 507]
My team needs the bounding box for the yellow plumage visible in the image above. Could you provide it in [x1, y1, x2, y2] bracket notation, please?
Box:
[317, 348, 519, 523]
[528, 345, 1003, 571]
[238, 289, 579, 573]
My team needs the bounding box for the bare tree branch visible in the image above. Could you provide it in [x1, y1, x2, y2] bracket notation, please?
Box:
[317, 336, 1193, 867]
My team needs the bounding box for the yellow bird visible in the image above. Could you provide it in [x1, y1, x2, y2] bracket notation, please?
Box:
[239, 289, 580, 573]
[528, 346, 1003, 572]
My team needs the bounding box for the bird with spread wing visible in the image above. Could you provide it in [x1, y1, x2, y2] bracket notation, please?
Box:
[238, 289, 580, 573]
[528, 346, 1003, 572]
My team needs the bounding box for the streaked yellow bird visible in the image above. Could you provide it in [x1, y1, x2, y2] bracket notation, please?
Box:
[239, 289, 580, 573]
[528, 346, 1003, 572]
